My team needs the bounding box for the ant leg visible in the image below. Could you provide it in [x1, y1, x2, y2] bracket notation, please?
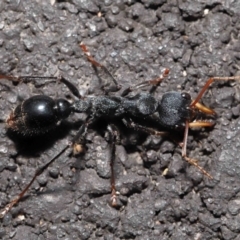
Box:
[0, 145, 70, 218]
[181, 121, 213, 179]
[80, 43, 121, 93]
[106, 124, 120, 207]
[122, 118, 169, 137]
[121, 68, 169, 97]
[191, 76, 240, 108]
[0, 75, 82, 99]
[0, 117, 93, 218]
[0, 75, 57, 85]
[123, 118, 182, 146]
[123, 118, 213, 178]
[57, 75, 82, 99]
[71, 116, 93, 155]
[80, 43, 169, 96]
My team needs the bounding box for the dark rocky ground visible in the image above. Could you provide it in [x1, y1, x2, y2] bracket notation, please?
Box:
[0, 0, 240, 239]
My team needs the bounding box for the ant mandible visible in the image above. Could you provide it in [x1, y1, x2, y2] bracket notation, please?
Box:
[0, 43, 239, 218]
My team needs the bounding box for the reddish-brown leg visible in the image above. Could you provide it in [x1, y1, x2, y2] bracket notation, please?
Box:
[0, 145, 70, 218]
[0, 116, 94, 218]
[191, 76, 240, 108]
[0, 75, 82, 99]
[105, 124, 120, 207]
[181, 120, 213, 179]
[121, 68, 169, 96]
[122, 118, 169, 137]
[80, 43, 121, 92]
[80, 43, 170, 97]
[183, 75, 240, 178]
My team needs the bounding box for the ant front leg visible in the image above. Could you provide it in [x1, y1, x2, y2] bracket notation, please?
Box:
[122, 117, 183, 148]
[122, 118, 169, 137]
[191, 75, 240, 108]
[121, 68, 169, 97]
[184, 75, 240, 178]
[123, 118, 213, 178]
[80, 43, 121, 94]
[181, 120, 213, 179]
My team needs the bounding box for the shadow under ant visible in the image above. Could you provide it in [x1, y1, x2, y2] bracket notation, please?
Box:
[6, 119, 83, 159]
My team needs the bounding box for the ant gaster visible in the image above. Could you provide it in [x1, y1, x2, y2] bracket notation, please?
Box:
[0, 43, 240, 217]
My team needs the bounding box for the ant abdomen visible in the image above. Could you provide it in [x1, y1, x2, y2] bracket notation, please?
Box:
[7, 95, 71, 135]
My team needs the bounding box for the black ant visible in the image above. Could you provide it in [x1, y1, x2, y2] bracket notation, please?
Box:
[0, 43, 239, 218]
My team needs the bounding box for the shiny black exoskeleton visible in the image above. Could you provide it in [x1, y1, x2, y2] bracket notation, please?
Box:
[7, 95, 71, 135]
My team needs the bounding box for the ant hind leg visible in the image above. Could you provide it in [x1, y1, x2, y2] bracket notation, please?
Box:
[0, 144, 70, 218]
[0, 75, 82, 99]
[0, 116, 93, 218]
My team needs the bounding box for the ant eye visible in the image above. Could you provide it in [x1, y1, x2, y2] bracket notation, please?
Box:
[181, 92, 191, 100]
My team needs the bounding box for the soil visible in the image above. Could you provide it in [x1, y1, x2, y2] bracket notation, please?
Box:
[0, 1, 240, 239]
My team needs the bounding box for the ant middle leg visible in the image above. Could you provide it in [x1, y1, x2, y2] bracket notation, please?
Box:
[121, 68, 170, 97]
[80, 43, 169, 97]
[0, 116, 93, 218]
[105, 124, 121, 207]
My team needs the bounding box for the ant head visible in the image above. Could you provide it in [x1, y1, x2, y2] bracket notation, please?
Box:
[157, 91, 192, 129]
